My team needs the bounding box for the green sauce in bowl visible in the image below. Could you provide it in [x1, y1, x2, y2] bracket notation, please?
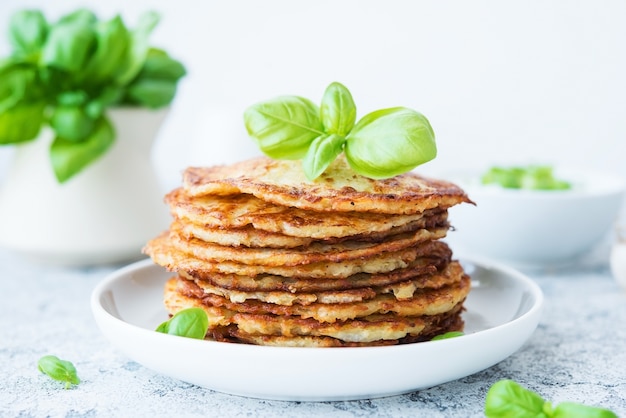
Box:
[481, 165, 571, 190]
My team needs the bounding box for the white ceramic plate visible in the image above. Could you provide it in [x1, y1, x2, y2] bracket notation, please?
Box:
[91, 257, 543, 401]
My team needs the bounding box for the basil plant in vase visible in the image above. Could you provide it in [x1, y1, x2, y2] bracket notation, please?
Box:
[0, 9, 186, 266]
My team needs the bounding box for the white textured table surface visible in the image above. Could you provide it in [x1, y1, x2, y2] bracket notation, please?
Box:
[0, 250, 625, 418]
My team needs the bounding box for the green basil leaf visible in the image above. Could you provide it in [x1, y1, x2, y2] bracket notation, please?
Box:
[431, 331, 464, 341]
[40, 18, 96, 73]
[0, 102, 45, 144]
[9, 10, 48, 56]
[345, 107, 436, 179]
[80, 15, 130, 83]
[138, 48, 186, 81]
[302, 134, 346, 180]
[85, 87, 124, 119]
[156, 308, 209, 339]
[38, 355, 80, 389]
[485, 379, 547, 418]
[125, 78, 177, 108]
[155, 321, 169, 333]
[244, 96, 323, 159]
[553, 402, 618, 418]
[50, 105, 95, 142]
[50, 115, 114, 183]
[320, 81, 356, 136]
[56, 90, 88, 107]
[0, 64, 37, 113]
[115, 11, 160, 85]
[57, 9, 97, 26]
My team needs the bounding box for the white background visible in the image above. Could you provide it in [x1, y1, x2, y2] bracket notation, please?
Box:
[0, 0, 625, 194]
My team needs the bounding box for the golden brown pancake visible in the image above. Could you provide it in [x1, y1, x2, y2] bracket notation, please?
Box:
[179, 258, 449, 294]
[175, 273, 470, 323]
[167, 187, 448, 239]
[183, 260, 465, 306]
[168, 222, 449, 267]
[146, 232, 446, 279]
[171, 214, 448, 249]
[183, 156, 472, 215]
[163, 277, 465, 346]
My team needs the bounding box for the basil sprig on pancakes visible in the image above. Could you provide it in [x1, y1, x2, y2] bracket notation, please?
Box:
[244, 82, 437, 180]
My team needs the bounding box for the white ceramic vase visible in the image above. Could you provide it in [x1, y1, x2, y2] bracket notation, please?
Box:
[0, 107, 171, 266]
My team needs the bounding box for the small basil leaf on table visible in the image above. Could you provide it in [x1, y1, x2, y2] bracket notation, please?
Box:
[302, 133, 346, 180]
[156, 307, 209, 339]
[244, 96, 324, 159]
[485, 379, 547, 417]
[344, 107, 436, 179]
[320, 81, 356, 136]
[37, 355, 80, 389]
[552, 402, 618, 418]
[484, 380, 618, 418]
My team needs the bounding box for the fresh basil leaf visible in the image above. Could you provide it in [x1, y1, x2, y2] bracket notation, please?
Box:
[138, 48, 186, 81]
[9, 10, 48, 56]
[0, 102, 45, 144]
[56, 90, 88, 107]
[40, 17, 96, 73]
[244, 96, 324, 159]
[302, 134, 346, 180]
[80, 15, 130, 84]
[552, 402, 618, 418]
[485, 379, 548, 418]
[57, 9, 97, 26]
[50, 105, 95, 142]
[85, 86, 124, 119]
[115, 11, 160, 85]
[50, 115, 114, 183]
[155, 321, 169, 333]
[125, 78, 177, 108]
[38, 355, 80, 389]
[320, 81, 356, 136]
[431, 331, 464, 341]
[345, 107, 436, 179]
[0, 64, 37, 113]
[156, 308, 209, 340]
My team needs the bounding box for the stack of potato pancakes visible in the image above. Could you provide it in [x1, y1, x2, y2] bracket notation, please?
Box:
[144, 156, 473, 347]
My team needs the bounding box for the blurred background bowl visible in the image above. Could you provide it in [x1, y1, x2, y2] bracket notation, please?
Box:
[443, 168, 626, 267]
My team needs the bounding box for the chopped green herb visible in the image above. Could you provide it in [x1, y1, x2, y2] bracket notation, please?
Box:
[481, 166, 571, 190]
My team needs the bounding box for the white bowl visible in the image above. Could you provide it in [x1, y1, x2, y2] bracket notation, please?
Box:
[91, 258, 543, 401]
[444, 168, 626, 266]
